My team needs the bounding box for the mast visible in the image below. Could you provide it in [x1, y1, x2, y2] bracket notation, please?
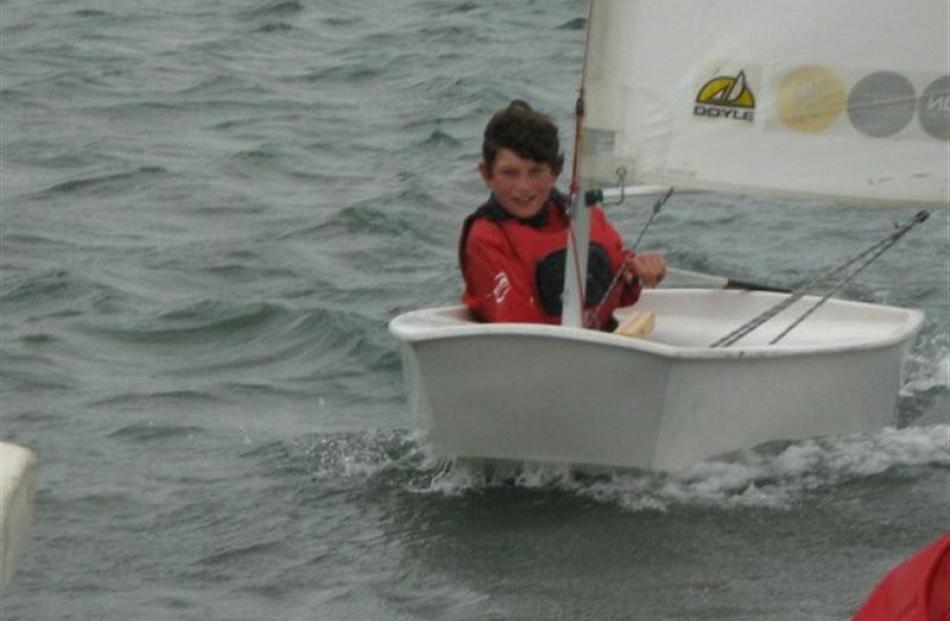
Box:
[560, 0, 597, 329]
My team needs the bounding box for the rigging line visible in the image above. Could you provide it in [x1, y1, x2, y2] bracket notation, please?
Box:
[586, 188, 675, 329]
[712, 211, 929, 348]
[711, 209, 930, 348]
[711, 228, 909, 347]
[768, 210, 930, 344]
[710, 226, 909, 348]
[631, 186, 673, 249]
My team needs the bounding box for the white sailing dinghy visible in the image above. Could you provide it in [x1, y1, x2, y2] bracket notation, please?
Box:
[390, 0, 947, 472]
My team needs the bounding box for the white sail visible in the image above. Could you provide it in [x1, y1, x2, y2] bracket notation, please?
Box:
[581, 0, 950, 204]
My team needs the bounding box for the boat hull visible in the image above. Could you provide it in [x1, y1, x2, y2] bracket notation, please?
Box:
[389, 290, 923, 472]
[0, 442, 36, 595]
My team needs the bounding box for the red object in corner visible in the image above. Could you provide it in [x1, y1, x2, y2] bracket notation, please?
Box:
[853, 534, 950, 621]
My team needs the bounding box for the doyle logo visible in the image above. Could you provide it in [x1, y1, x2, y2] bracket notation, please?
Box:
[694, 70, 756, 122]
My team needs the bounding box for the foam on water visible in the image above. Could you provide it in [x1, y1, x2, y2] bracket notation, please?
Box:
[291, 423, 949, 514]
[903, 331, 950, 395]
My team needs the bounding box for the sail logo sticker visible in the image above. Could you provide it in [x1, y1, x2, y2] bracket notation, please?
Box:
[917, 75, 948, 141]
[847, 71, 916, 138]
[776, 66, 846, 133]
[694, 70, 756, 122]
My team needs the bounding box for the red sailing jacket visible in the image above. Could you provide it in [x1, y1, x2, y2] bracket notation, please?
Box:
[852, 534, 950, 621]
[459, 192, 640, 329]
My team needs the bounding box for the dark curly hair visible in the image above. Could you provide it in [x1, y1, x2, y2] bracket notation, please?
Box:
[482, 100, 564, 175]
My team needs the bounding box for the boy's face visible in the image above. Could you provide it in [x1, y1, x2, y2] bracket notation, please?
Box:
[479, 148, 558, 219]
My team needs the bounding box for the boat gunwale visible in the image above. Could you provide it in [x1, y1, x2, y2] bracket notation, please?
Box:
[389, 291, 924, 361]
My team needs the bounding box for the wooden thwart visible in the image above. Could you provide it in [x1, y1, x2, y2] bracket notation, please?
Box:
[614, 311, 655, 339]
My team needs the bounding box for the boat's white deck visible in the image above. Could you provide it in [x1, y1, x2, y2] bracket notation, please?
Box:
[626, 289, 917, 348]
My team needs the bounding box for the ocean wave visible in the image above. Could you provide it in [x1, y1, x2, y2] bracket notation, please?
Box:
[903, 329, 950, 395]
[1, 270, 76, 304]
[0, 86, 53, 108]
[103, 301, 284, 344]
[76, 297, 399, 386]
[193, 540, 286, 567]
[292, 62, 388, 84]
[419, 128, 462, 148]
[37, 166, 170, 198]
[438, 1, 480, 14]
[172, 73, 271, 99]
[557, 17, 587, 30]
[288, 190, 449, 241]
[237, 0, 303, 20]
[0, 350, 77, 391]
[0, 269, 123, 319]
[253, 22, 294, 34]
[319, 15, 364, 28]
[71, 9, 111, 18]
[107, 421, 207, 443]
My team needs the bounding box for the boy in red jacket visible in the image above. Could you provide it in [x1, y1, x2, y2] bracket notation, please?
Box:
[459, 101, 666, 329]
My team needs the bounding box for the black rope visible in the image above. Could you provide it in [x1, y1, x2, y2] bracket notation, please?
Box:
[631, 186, 673, 249]
[711, 209, 930, 348]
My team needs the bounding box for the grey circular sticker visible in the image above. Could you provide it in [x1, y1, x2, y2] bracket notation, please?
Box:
[848, 71, 916, 138]
[918, 75, 949, 141]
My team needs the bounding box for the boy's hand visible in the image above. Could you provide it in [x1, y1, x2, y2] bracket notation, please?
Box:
[624, 252, 666, 288]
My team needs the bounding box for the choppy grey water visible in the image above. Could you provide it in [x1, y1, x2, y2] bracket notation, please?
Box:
[1, 1, 948, 619]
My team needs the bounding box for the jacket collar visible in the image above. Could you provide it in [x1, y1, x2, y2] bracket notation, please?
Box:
[483, 189, 567, 228]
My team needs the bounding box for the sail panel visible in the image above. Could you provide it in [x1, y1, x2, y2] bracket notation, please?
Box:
[582, 0, 950, 204]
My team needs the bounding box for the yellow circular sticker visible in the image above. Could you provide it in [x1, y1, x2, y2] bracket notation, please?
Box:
[777, 66, 846, 133]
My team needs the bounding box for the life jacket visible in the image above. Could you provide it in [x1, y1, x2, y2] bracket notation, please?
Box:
[459, 190, 627, 327]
